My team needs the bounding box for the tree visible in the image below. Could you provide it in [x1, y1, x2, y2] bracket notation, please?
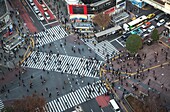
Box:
[126, 34, 143, 54]
[1, 106, 14, 112]
[12, 94, 46, 112]
[151, 29, 159, 41]
[92, 13, 111, 30]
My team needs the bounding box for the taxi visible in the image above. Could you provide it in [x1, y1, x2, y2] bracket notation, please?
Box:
[147, 13, 155, 19]
[131, 16, 136, 20]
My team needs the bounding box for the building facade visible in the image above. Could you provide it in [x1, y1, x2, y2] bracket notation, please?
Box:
[65, 0, 126, 21]
[0, 0, 12, 34]
[141, 0, 170, 15]
[129, 0, 146, 8]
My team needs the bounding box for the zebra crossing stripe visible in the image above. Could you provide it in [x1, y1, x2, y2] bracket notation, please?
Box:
[22, 51, 103, 78]
[0, 99, 4, 111]
[44, 80, 107, 112]
[35, 25, 68, 47]
[82, 38, 119, 60]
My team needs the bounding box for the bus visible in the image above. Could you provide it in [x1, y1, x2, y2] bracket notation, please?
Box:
[123, 15, 147, 31]
[72, 22, 94, 33]
[95, 25, 122, 42]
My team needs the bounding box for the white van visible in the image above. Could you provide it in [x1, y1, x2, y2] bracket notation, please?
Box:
[123, 23, 129, 31]
[109, 99, 121, 112]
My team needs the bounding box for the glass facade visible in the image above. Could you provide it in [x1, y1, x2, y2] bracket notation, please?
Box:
[87, 0, 116, 14]
[129, 0, 146, 8]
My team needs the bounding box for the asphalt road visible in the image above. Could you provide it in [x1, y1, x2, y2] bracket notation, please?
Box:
[22, 0, 46, 32]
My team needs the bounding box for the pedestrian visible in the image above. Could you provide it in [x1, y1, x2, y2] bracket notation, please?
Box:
[40, 75, 42, 79]
[46, 87, 48, 92]
[5, 94, 7, 98]
[49, 93, 52, 98]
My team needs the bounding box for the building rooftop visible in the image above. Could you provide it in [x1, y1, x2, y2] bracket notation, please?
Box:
[0, 0, 7, 17]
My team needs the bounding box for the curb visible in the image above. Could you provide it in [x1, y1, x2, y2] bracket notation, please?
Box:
[159, 40, 170, 49]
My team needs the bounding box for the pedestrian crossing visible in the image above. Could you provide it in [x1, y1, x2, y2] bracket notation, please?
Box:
[34, 25, 68, 47]
[21, 51, 103, 78]
[43, 80, 107, 112]
[0, 99, 4, 111]
[82, 38, 119, 60]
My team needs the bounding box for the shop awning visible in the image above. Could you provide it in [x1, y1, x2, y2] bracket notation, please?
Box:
[70, 14, 87, 20]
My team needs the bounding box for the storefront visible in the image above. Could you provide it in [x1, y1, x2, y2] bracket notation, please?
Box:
[129, 0, 146, 8]
[113, 12, 129, 25]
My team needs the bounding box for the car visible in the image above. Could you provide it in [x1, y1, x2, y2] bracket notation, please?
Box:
[131, 28, 143, 35]
[121, 32, 131, 41]
[157, 19, 165, 26]
[131, 16, 136, 20]
[44, 12, 50, 20]
[155, 13, 165, 20]
[141, 22, 151, 29]
[147, 13, 155, 19]
[42, 4, 48, 11]
[148, 25, 155, 32]
[38, 13, 45, 21]
[28, 0, 35, 6]
[38, 0, 43, 4]
[142, 33, 149, 40]
[33, 6, 40, 14]
[144, 38, 153, 46]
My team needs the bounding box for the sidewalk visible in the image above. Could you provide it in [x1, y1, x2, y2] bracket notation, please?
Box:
[100, 40, 170, 111]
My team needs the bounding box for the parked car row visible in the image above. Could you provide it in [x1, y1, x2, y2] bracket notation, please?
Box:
[28, 0, 50, 21]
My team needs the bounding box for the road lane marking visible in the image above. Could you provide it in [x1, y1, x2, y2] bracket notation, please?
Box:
[44, 20, 58, 26]
[40, 21, 46, 30]
[109, 36, 122, 43]
[30, 17, 34, 23]
[115, 39, 125, 47]
[26, 6, 31, 12]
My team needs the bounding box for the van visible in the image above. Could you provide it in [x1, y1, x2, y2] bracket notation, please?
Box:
[123, 23, 129, 31]
[155, 13, 164, 20]
[109, 99, 121, 112]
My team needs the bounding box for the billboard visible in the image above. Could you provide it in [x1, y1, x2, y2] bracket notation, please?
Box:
[68, 4, 87, 14]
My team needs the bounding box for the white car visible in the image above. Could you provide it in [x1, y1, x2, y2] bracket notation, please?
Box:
[157, 19, 165, 26]
[28, 0, 35, 6]
[44, 12, 50, 20]
[148, 25, 155, 33]
[38, 13, 45, 21]
[42, 4, 48, 11]
[33, 6, 40, 14]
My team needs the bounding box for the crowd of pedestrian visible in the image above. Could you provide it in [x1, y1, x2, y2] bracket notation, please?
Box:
[100, 44, 170, 99]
